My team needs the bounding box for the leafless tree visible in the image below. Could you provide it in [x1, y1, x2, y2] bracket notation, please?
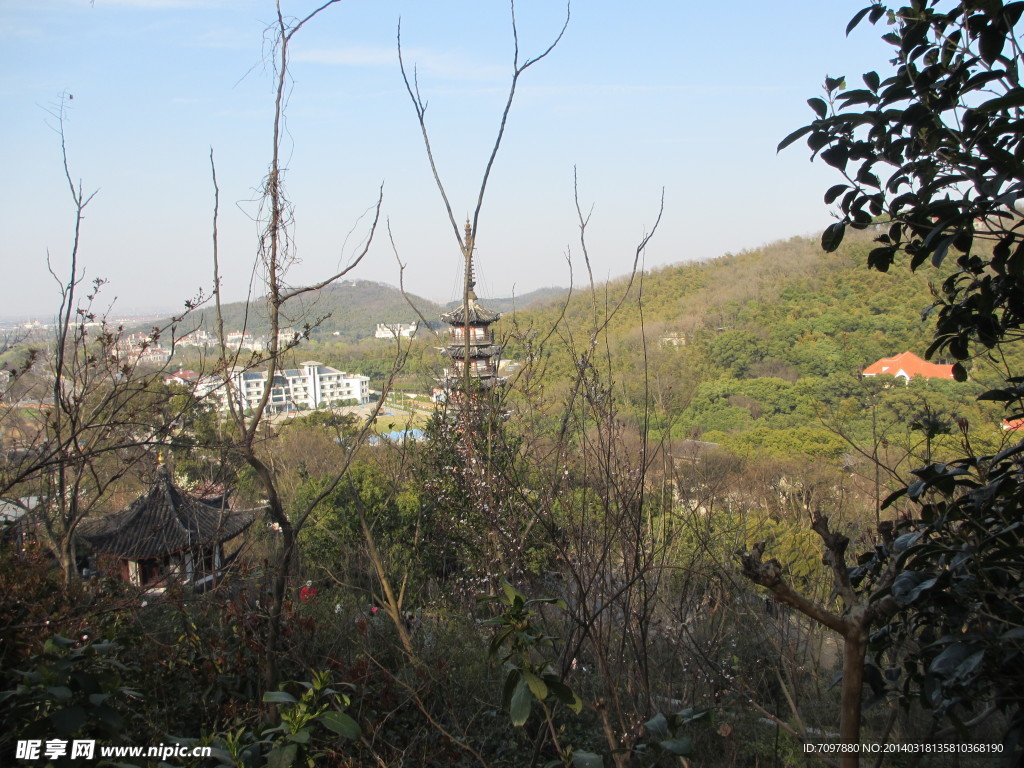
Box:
[208, 0, 394, 702]
[0, 94, 199, 585]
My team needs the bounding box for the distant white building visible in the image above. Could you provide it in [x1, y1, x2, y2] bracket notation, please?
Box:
[216, 361, 369, 413]
[375, 322, 418, 340]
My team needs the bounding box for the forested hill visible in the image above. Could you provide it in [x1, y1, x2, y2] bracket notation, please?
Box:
[515, 227, 951, 382]
[163, 231, 951, 382]
[164, 281, 569, 341]
[502, 228, 1009, 455]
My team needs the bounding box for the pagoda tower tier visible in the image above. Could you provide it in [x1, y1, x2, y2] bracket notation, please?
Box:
[438, 220, 505, 392]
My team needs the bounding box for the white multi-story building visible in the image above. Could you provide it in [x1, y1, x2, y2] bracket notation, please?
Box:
[216, 361, 369, 413]
[375, 322, 418, 340]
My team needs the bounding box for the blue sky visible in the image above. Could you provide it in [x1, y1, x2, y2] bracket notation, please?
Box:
[2, 1, 895, 320]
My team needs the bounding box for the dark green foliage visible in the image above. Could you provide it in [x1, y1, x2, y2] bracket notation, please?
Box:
[166, 387, 240, 487]
[707, 330, 764, 377]
[480, 581, 582, 729]
[411, 400, 546, 597]
[879, 447, 1024, 748]
[292, 457, 430, 599]
[788, 0, 1024, 754]
[789, 0, 1024, 365]
[638, 709, 709, 761]
[0, 636, 137, 764]
[256, 672, 360, 767]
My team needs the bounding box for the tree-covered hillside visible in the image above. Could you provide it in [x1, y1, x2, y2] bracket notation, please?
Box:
[517, 227, 949, 380]
[500, 227, 1008, 471]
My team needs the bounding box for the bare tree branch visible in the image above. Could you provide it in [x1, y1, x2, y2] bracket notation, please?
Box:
[398, 2, 570, 253]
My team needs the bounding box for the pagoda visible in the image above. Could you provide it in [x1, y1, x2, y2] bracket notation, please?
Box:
[78, 466, 263, 591]
[438, 221, 504, 396]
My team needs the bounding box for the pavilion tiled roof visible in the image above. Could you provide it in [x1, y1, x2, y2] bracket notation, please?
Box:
[78, 469, 262, 559]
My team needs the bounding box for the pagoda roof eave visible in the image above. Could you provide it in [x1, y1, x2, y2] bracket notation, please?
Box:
[441, 345, 503, 359]
[441, 304, 501, 325]
[439, 374, 507, 389]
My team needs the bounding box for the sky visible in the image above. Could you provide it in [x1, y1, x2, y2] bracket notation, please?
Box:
[1, 1, 897, 321]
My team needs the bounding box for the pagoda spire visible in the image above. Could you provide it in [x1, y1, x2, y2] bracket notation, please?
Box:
[464, 217, 477, 302]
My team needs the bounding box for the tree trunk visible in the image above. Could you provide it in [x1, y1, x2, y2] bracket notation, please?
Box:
[839, 620, 867, 768]
[59, 535, 77, 585]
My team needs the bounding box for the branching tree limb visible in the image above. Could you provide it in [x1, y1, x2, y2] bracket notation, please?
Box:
[210, 0, 389, 711]
[739, 514, 900, 768]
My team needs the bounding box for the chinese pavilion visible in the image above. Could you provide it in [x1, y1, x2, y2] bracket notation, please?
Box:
[438, 221, 504, 395]
[78, 466, 262, 591]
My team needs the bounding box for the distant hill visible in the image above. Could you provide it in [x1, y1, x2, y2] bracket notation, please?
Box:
[149, 280, 437, 342]
[442, 286, 568, 314]
[157, 280, 568, 342]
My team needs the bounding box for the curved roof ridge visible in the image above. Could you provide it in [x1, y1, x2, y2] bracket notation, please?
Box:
[78, 468, 264, 560]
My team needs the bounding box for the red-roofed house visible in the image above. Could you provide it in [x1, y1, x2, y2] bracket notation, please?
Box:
[165, 368, 201, 387]
[862, 351, 955, 382]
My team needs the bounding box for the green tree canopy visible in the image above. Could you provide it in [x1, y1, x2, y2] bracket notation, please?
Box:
[784, 0, 1024, 753]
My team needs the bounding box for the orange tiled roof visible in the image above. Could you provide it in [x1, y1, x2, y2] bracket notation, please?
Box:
[165, 368, 200, 383]
[862, 351, 954, 380]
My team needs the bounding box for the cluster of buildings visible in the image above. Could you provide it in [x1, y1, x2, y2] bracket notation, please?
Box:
[74, 323, 303, 368]
[175, 328, 301, 352]
[112, 328, 297, 366]
[114, 332, 173, 365]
